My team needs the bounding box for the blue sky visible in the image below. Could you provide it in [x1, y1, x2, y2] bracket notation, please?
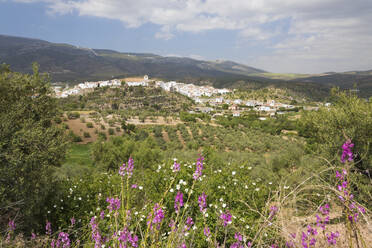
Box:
[1, 0, 372, 73]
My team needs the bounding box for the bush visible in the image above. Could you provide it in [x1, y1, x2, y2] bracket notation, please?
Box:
[53, 116, 62, 124]
[98, 132, 107, 140]
[67, 111, 80, 119]
[116, 126, 121, 132]
[80, 117, 86, 123]
[108, 128, 115, 135]
[86, 122, 94, 128]
[83, 132, 91, 138]
[101, 124, 106, 130]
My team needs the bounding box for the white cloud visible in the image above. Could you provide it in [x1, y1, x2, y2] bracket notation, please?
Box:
[10, 0, 372, 72]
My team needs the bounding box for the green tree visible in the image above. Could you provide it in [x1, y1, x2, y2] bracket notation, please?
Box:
[0, 64, 67, 231]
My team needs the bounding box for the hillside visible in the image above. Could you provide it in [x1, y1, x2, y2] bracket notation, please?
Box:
[0, 35, 264, 83]
[2, 34, 372, 99]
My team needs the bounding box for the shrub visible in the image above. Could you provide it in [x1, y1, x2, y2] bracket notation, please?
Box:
[83, 132, 91, 138]
[67, 111, 80, 119]
[98, 132, 107, 140]
[86, 122, 94, 128]
[116, 126, 121, 132]
[101, 124, 106, 130]
[80, 117, 86, 123]
[108, 128, 115, 135]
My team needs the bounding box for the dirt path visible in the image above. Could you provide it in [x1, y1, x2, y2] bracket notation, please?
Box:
[162, 129, 170, 143]
[186, 126, 193, 139]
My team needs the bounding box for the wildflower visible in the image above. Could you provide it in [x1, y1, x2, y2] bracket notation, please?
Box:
[117, 227, 138, 248]
[57, 232, 70, 248]
[193, 155, 204, 180]
[174, 191, 184, 213]
[173, 161, 180, 172]
[319, 204, 330, 215]
[341, 140, 354, 163]
[180, 244, 187, 248]
[69, 217, 75, 226]
[100, 211, 105, 220]
[131, 184, 138, 188]
[147, 203, 164, 229]
[326, 231, 339, 245]
[185, 217, 194, 231]
[220, 210, 232, 226]
[119, 157, 134, 178]
[198, 193, 207, 212]
[31, 233, 36, 240]
[46, 221, 52, 235]
[8, 220, 15, 231]
[106, 197, 120, 212]
[234, 232, 243, 242]
[203, 226, 210, 237]
[269, 206, 278, 220]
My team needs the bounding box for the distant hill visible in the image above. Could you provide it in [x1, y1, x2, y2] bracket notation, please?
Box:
[1, 34, 371, 99]
[0, 34, 264, 83]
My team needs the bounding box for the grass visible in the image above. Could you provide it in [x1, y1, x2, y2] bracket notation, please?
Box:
[55, 143, 94, 178]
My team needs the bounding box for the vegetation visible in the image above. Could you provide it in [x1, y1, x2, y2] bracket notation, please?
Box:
[0, 67, 371, 247]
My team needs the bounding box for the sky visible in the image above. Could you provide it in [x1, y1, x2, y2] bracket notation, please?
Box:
[1, 0, 372, 74]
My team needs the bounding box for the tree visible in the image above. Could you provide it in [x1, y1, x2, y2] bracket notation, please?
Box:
[0, 64, 67, 231]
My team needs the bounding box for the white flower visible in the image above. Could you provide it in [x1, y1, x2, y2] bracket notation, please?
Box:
[47, 210, 51, 214]
[284, 186, 290, 189]
[185, 232, 189, 237]
[246, 225, 250, 229]
[232, 171, 236, 175]
[222, 203, 226, 208]
[170, 188, 174, 193]
[183, 181, 187, 186]
[255, 188, 260, 191]
[245, 185, 248, 189]
[53, 205, 57, 208]
[173, 158, 177, 161]
[135, 211, 138, 215]
[139, 186, 143, 190]
[96, 207, 100, 211]
[78, 197, 82, 201]
[192, 225, 197, 230]
[176, 184, 180, 190]
[218, 186, 221, 189]
[219, 198, 223, 202]
[269, 182, 272, 185]
[248, 167, 252, 170]
[185, 188, 189, 193]
[205, 213, 209, 217]
[218, 169, 222, 173]
[60, 199, 63, 202]
[252, 182, 256, 186]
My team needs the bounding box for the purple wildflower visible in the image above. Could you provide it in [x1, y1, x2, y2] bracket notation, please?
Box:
[57, 232, 70, 248]
[100, 211, 105, 220]
[180, 244, 187, 248]
[131, 184, 138, 188]
[269, 206, 279, 220]
[326, 231, 340, 245]
[119, 157, 134, 178]
[204, 226, 210, 237]
[147, 203, 165, 229]
[117, 227, 138, 248]
[193, 155, 204, 180]
[8, 220, 15, 231]
[341, 140, 354, 163]
[106, 197, 121, 212]
[174, 191, 184, 213]
[198, 192, 207, 212]
[70, 217, 75, 226]
[173, 161, 180, 172]
[31, 233, 36, 240]
[90, 217, 101, 248]
[234, 232, 243, 242]
[46, 221, 52, 235]
[185, 217, 194, 231]
[220, 210, 232, 226]
[319, 204, 330, 215]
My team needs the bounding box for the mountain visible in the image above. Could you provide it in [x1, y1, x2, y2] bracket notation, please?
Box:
[1, 34, 371, 99]
[0, 35, 264, 83]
